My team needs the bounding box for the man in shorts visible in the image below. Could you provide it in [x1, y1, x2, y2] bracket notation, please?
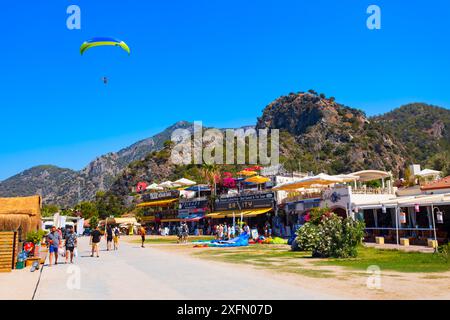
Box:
[47, 226, 61, 266]
[106, 225, 113, 251]
[139, 226, 146, 248]
[64, 227, 77, 264]
[90, 226, 102, 257]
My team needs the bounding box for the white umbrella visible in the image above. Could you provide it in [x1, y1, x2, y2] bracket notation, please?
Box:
[159, 181, 175, 189]
[174, 178, 197, 186]
[146, 183, 163, 191]
[416, 169, 442, 178]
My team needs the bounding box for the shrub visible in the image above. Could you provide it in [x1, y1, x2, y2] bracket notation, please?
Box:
[295, 212, 365, 258]
[296, 223, 320, 251]
[26, 230, 47, 244]
[437, 243, 450, 263]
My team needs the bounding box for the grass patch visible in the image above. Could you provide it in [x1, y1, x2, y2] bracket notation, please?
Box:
[192, 245, 333, 278]
[314, 246, 450, 273]
[192, 244, 450, 274]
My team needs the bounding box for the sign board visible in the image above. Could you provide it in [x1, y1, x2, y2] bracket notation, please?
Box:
[321, 186, 350, 210]
[214, 192, 275, 211]
[142, 190, 180, 202]
[179, 199, 209, 210]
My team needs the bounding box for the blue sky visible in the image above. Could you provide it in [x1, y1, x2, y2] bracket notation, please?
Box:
[1, 0, 449, 180]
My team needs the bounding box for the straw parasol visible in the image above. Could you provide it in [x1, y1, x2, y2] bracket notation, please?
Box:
[0, 195, 42, 235]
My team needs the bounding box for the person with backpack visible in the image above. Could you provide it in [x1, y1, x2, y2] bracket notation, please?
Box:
[106, 225, 113, 251]
[113, 227, 120, 250]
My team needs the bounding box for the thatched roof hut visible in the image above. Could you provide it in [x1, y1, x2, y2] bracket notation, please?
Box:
[0, 196, 42, 236]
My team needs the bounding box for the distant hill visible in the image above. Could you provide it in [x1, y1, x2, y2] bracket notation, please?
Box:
[1, 92, 449, 207]
[372, 103, 450, 163]
[0, 121, 193, 206]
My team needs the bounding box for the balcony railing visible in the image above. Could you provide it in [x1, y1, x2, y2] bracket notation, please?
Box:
[351, 187, 393, 195]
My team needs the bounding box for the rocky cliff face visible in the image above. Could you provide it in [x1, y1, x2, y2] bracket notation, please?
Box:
[1, 92, 449, 207]
[256, 92, 410, 175]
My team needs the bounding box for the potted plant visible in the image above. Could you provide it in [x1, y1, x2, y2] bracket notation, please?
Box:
[26, 230, 47, 257]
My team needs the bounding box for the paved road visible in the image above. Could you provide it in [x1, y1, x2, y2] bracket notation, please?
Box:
[33, 237, 334, 300]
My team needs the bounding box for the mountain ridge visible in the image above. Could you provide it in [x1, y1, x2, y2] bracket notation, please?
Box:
[1, 92, 449, 207]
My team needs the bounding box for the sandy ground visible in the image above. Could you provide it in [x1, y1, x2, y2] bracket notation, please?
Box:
[129, 236, 450, 300]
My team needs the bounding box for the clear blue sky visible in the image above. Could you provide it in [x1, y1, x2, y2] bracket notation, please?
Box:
[1, 0, 449, 181]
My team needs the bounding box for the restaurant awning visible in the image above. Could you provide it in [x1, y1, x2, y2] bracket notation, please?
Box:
[137, 198, 178, 207]
[273, 173, 351, 191]
[160, 218, 182, 222]
[351, 170, 391, 182]
[206, 207, 273, 218]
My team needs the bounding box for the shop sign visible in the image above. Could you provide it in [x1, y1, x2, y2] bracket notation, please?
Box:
[214, 192, 275, 211]
[322, 187, 350, 209]
[142, 190, 180, 202]
[179, 199, 209, 210]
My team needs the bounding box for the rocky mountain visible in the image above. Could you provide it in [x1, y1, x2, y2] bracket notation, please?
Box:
[0, 121, 193, 206]
[257, 91, 411, 175]
[1, 91, 449, 207]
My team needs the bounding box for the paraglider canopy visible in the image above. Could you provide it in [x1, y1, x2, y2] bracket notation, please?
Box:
[80, 37, 131, 55]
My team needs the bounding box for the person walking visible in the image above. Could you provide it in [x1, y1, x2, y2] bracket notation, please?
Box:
[64, 227, 77, 264]
[177, 223, 183, 243]
[182, 222, 189, 243]
[218, 224, 224, 240]
[139, 226, 146, 248]
[90, 226, 102, 258]
[113, 227, 120, 250]
[223, 223, 228, 240]
[47, 226, 61, 266]
[106, 225, 113, 251]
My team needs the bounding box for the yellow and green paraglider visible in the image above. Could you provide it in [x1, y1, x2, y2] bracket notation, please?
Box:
[80, 37, 130, 55]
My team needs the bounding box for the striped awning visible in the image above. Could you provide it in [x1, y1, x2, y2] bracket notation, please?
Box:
[137, 198, 178, 207]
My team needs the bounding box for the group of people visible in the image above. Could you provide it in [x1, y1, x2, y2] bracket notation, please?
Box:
[90, 225, 121, 257]
[176, 222, 190, 243]
[45, 224, 121, 266]
[46, 225, 78, 266]
[213, 222, 251, 240]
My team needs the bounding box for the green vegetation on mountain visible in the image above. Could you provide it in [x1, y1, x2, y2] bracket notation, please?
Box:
[0, 91, 449, 208]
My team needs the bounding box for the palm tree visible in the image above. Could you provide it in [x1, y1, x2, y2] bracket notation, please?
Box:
[201, 163, 221, 196]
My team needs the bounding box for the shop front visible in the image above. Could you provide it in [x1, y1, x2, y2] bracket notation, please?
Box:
[178, 198, 210, 235]
[138, 190, 180, 234]
[207, 191, 275, 235]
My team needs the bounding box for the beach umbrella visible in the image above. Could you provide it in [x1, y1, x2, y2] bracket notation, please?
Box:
[174, 178, 197, 186]
[237, 170, 257, 176]
[146, 183, 163, 191]
[245, 175, 270, 184]
[159, 181, 175, 189]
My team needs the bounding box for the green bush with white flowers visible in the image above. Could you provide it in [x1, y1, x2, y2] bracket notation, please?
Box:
[295, 207, 365, 258]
